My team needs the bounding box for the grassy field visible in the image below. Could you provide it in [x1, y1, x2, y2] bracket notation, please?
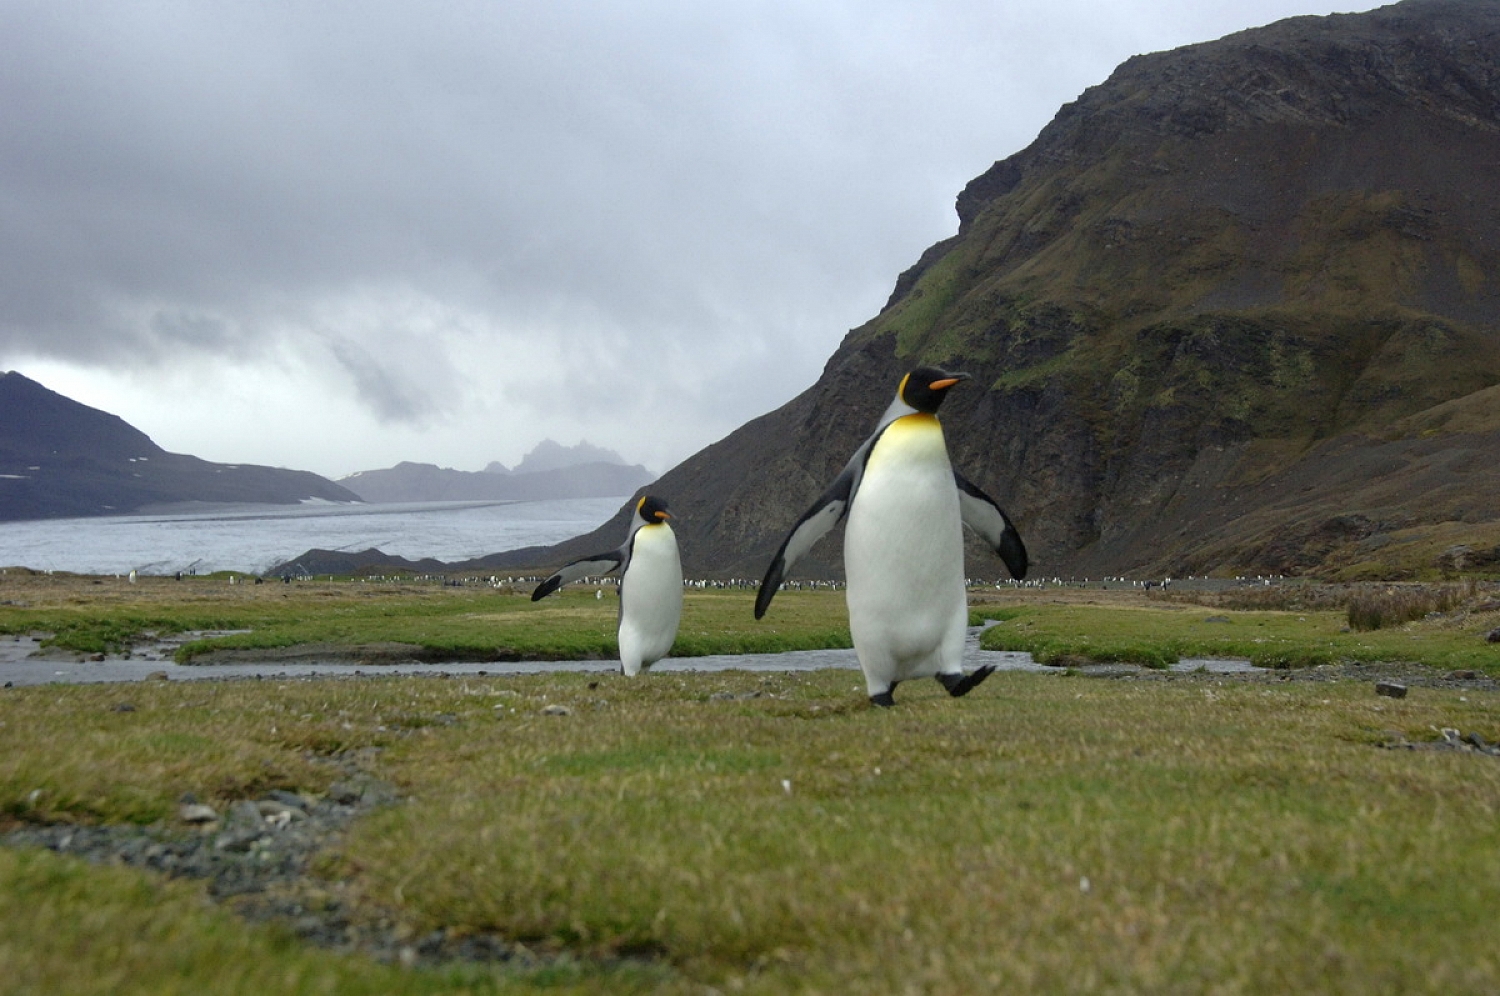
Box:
[973, 585, 1500, 675]
[2, 575, 1500, 993]
[0, 572, 854, 662]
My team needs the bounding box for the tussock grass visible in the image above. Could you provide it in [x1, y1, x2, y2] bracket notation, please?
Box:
[978, 589, 1500, 674]
[3, 667, 1499, 993]
[1346, 583, 1472, 632]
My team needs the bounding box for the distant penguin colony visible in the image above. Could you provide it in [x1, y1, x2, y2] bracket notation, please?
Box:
[531, 494, 683, 676]
[755, 367, 1028, 706]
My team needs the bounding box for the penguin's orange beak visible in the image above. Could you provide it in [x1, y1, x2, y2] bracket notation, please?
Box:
[655, 510, 672, 521]
[929, 374, 968, 391]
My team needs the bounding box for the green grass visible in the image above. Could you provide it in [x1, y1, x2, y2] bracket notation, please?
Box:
[0, 576, 851, 662]
[977, 598, 1500, 674]
[0, 845, 665, 995]
[2, 669, 1498, 993]
[4, 578, 1500, 989]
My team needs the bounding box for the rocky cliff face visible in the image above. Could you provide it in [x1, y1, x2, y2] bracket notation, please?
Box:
[0, 372, 361, 520]
[500, 0, 1500, 581]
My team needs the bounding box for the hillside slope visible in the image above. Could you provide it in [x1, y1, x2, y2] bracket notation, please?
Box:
[500, 0, 1500, 582]
[0, 372, 360, 520]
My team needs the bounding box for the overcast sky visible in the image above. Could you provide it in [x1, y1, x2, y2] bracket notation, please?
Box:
[2, 0, 1377, 480]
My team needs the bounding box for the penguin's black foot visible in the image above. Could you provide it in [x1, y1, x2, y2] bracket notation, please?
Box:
[869, 690, 897, 708]
[937, 665, 997, 698]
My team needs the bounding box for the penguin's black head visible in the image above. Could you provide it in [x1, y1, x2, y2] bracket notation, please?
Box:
[636, 495, 672, 524]
[899, 367, 970, 414]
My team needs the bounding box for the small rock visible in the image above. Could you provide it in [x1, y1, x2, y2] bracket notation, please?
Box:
[256, 800, 307, 821]
[1445, 670, 1479, 681]
[1375, 681, 1408, 699]
[1487, 628, 1500, 644]
[214, 827, 264, 853]
[541, 704, 572, 716]
[327, 777, 398, 807]
[179, 803, 219, 824]
[327, 780, 364, 805]
[226, 800, 265, 828]
[146, 670, 170, 681]
[265, 789, 309, 811]
[110, 702, 136, 712]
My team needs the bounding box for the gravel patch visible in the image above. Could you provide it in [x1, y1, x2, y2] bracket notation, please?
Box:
[0, 748, 564, 971]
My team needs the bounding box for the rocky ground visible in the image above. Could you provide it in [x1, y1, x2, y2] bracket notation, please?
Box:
[0, 746, 558, 971]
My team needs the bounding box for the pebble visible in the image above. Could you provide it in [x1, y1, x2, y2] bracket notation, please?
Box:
[266, 790, 310, 810]
[541, 703, 572, 716]
[227, 800, 264, 827]
[327, 777, 398, 807]
[257, 800, 307, 821]
[1374, 681, 1408, 699]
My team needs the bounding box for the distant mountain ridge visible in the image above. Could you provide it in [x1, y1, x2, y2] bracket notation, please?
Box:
[476, 0, 1500, 583]
[0, 371, 360, 520]
[493, 439, 630, 476]
[338, 448, 653, 504]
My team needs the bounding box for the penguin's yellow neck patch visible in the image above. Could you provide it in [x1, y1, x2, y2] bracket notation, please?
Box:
[868, 413, 946, 472]
[896, 413, 939, 428]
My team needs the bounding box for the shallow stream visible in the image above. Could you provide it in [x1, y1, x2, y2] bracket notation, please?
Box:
[0, 627, 1259, 687]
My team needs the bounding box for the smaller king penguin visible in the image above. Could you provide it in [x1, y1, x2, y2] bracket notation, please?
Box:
[756, 367, 1027, 706]
[532, 495, 683, 676]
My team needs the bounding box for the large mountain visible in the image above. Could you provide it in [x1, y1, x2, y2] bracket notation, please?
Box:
[340, 442, 653, 503]
[489, 0, 1500, 582]
[0, 371, 360, 519]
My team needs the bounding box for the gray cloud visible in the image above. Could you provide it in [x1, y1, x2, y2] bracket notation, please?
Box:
[0, 0, 1372, 476]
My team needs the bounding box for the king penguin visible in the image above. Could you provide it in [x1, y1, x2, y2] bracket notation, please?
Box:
[755, 367, 1028, 706]
[532, 495, 683, 676]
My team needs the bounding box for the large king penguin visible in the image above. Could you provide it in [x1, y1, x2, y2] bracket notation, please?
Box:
[756, 367, 1027, 706]
[532, 495, 683, 676]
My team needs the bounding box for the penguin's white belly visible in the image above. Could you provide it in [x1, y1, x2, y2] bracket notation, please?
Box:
[617, 524, 683, 675]
[845, 414, 966, 685]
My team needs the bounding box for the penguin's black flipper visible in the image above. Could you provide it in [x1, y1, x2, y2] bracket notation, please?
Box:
[954, 471, 1028, 580]
[530, 551, 625, 601]
[936, 665, 997, 698]
[754, 467, 857, 619]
